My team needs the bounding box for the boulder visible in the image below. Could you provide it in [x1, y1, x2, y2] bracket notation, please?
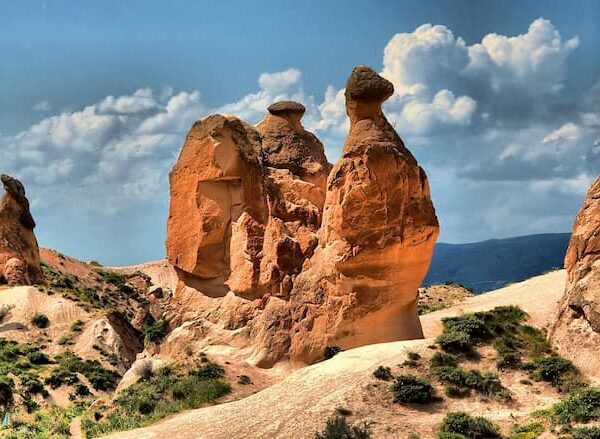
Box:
[550, 176, 600, 377]
[0, 175, 44, 286]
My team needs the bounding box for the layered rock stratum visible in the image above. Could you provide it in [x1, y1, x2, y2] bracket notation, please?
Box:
[165, 66, 439, 366]
[0, 174, 44, 285]
[550, 176, 600, 377]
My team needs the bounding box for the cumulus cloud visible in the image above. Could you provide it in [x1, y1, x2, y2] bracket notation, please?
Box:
[1, 17, 596, 253]
[466, 18, 579, 94]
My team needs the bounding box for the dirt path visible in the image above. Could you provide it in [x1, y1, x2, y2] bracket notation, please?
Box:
[69, 416, 82, 439]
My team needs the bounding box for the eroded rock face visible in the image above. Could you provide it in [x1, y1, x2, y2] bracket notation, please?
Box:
[288, 66, 439, 360]
[550, 177, 600, 376]
[165, 66, 439, 366]
[0, 175, 44, 286]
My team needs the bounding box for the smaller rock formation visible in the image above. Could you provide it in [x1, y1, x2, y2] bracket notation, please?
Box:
[551, 176, 600, 376]
[0, 175, 44, 285]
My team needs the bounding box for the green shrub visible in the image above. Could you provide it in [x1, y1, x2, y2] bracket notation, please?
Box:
[21, 376, 45, 395]
[70, 319, 84, 332]
[442, 315, 490, 341]
[572, 426, 600, 439]
[439, 412, 501, 438]
[530, 355, 575, 387]
[434, 366, 510, 400]
[0, 375, 14, 407]
[27, 350, 51, 365]
[237, 375, 251, 385]
[431, 352, 459, 368]
[391, 374, 436, 404]
[74, 382, 91, 396]
[437, 331, 473, 353]
[315, 415, 371, 439]
[509, 422, 545, 438]
[546, 387, 600, 425]
[57, 335, 74, 346]
[323, 346, 342, 360]
[31, 312, 50, 328]
[193, 361, 225, 380]
[143, 319, 168, 344]
[0, 304, 14, 323]
[373, 366, 392, 381]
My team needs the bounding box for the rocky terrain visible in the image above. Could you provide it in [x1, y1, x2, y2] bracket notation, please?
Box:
[0, 66, 598, 439]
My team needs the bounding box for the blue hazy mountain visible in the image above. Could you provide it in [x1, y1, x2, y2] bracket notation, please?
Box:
[423, 233, 571, 293]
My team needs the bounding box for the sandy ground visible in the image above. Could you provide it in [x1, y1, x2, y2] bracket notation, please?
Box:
[0, 285, 89, 347]
[105, 270, 568, 439]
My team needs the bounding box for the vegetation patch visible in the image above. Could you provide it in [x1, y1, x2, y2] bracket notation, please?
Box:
[432, 306, 581, 403]
[143, 318, 168, 344]
[30, 312, 50, 328]
[3, 403, 87, 439]
[522, 355, 580, 392]
[538, 387, 600, 426]
[572, 426, 600, 439]
[315, 415, 371, 439]
[433, 365, 510, 400]
[391, 374, 436, 404]
[438, 411, 501, 438]
[81, 364, 230, 437]
[46, 350, 119, 391]
[0, 304, 15, 323]
[373, 366, 392, 381]
[509, 422, 545, 439]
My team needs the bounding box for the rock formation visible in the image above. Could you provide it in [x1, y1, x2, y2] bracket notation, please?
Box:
[550, 176, 600, 376]
[0, 175, 44, 286]
[165, 66, 439, 366]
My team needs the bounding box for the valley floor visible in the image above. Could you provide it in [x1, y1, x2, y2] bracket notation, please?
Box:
[105, 270, 569, 439]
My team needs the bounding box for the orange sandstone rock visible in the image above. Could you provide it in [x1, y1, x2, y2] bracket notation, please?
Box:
[550, 176, 600, 377]
[0, 175, 44, 286]
[164, 67, 439, 366]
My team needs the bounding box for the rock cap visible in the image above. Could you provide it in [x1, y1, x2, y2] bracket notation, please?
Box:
[267, 101, 306, 116]
[344, 66, 394, 102]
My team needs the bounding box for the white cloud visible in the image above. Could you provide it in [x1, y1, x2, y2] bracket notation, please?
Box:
[33, 100, 52, 112]
[466, 18, 579, 93]
[1, 18, 595, 250]
[257, 68, 302, 94]
[381, 23, 468, 96]
[391, 89, 476, 136]
[543, 122, 581, 143]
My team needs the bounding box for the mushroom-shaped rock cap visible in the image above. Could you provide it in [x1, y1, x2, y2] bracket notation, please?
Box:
[1, 174, 26, 199]
[267, 101, 306, 116]
[345, 66, 394, 102]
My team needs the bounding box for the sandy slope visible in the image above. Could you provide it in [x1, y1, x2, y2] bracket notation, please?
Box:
[106, 270, 567, 439]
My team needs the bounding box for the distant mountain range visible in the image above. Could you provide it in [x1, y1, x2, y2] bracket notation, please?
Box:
[423, 233, 571, 293]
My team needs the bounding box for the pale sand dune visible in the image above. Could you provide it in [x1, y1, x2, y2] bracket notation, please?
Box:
[106, 270, 567, 439]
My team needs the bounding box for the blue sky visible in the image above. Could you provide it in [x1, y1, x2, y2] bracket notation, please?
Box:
[1, 0, 599, 265]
